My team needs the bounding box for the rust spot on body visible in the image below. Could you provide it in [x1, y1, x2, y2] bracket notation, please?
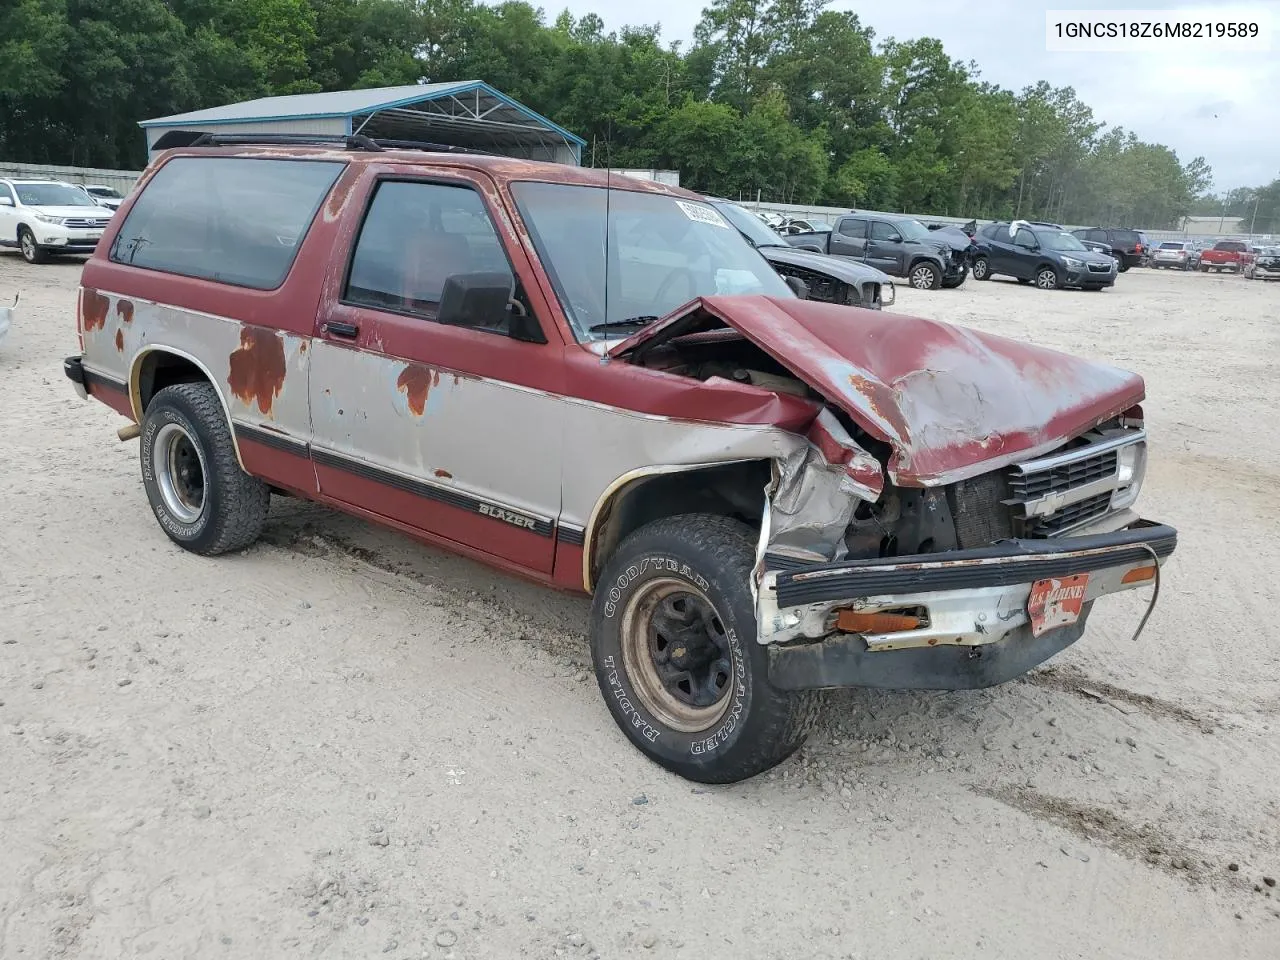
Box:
[82, 289, 109, 332]
[114, 329, 124, 352]
[117, 300, 134, 324]
[228, 326, 287, 416]
[434, 468, 453, 479]
[397, 364, 439, 417]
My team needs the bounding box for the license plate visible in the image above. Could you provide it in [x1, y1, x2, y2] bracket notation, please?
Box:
[1027, 574, 1089, 637]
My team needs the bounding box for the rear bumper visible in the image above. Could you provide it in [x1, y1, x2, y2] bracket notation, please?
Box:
[760, 520, 1176, 691]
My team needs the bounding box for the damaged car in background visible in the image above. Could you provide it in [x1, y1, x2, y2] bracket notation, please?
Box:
[708, 197, 895, 310]
[785, 212, 971, 290]
[65, 137, 1176, 784]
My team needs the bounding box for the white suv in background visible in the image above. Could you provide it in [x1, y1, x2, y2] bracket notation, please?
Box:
[0, 178, 114, 264]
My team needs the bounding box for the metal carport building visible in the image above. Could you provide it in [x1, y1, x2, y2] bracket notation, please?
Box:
[140, 82, 585, 164]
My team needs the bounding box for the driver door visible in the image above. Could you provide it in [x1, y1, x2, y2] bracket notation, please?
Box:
[310, 170, 566, 575]
[866, 220, 905, 274]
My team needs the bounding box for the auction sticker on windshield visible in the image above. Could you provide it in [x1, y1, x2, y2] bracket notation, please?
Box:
[675, 200, 729, 229]
[1027, 574, 1090, 637]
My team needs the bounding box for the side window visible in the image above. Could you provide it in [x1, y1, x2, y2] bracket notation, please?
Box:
[1086, 229, 1106, 243]
[869, 221, 901, 242]
[991, 226, 1011, 243]
[110, 157, 343, 289]
[0, 183, 13, 203]
[838, 217, 868, 239]
[344, 181, 526, 338]
[1014, 229, 1037, 248]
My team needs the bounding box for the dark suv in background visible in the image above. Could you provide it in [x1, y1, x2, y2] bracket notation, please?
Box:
[973, 221, 1118, 290]
[1072, 227, 1146, 271]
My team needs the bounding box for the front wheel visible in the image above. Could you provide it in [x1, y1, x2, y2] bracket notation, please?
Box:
[18, 227, 48, 264]
[972, 256, 991, 280]
[141, 383, 270, 555]
[589, 515, 821, 783]
[1035, 267, 1060, 290]
[908, 261, 942, 290]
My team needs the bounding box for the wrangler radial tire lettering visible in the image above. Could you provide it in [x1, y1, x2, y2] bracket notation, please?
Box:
[589, 514, 821, 783]
[140, 383, 270, 555]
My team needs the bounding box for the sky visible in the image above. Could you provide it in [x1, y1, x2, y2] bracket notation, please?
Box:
[544, 0, 1280, 192]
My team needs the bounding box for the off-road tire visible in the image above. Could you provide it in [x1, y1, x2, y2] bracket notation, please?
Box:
[972, 256, 991, 281]
[18, 227, 47, 264]
[140, 383, 269, 555]
[589, 514, 822, 783]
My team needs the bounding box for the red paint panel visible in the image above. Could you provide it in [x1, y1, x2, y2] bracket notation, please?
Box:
[611, 296, 1145, 486]
[236, 435, 319, 496]
[314, 463, 551, 573]
[87, 381, 133, 420]
[552, 542, 587, 592]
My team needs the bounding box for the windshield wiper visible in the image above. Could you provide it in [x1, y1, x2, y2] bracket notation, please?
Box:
[588, 315, 660, 333]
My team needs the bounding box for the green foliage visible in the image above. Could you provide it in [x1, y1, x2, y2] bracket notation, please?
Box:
[0, 0, 1232, 226]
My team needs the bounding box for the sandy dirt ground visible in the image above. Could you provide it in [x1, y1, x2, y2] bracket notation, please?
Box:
[1, 255, 1279, 960]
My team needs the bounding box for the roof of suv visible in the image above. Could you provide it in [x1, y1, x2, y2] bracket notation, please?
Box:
[152, 144, 699, 200]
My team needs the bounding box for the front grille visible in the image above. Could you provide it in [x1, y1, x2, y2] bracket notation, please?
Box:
[63, 217, 109, 229]
[1024, 491, 1113, 537]
[1008, 449, 1118, 500]
[1087, 262, 1113, 273]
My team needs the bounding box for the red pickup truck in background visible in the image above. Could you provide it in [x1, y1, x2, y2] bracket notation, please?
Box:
[1199, 239, 1253, 273]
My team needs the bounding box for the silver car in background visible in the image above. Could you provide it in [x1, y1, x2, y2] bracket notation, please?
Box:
[1151, 241, 1197, 270]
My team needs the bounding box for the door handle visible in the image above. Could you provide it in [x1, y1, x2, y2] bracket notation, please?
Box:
[322, 321, 359, 339]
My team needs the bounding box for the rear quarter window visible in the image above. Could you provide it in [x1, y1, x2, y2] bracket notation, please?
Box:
[109, 156, 344, 290]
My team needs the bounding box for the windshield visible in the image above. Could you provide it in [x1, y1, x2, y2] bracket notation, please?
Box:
[712, 201, 786, 247]
[895, 219, 932, 242]
[1037, 230, 1088, 252]
[15, 182, 96, 207]
[511, 182, 793, 341]
[1158, 242, 1183, 250]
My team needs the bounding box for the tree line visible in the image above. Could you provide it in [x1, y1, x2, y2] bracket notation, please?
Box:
[3, 0, 1270, 229]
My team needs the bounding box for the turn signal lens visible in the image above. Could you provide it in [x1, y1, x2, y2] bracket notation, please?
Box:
[1121, 566, 1156, 584]
[836, 610, 923, 634]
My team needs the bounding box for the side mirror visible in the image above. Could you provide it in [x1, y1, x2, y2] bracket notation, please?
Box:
[438, 272, 515, 328]
[783, 275, 809, 299]
[437, 273, 546, 343]
[0, 197, 12, 207]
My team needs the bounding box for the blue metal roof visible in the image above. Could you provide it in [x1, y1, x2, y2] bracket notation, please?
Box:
[140, 81, 586, 149]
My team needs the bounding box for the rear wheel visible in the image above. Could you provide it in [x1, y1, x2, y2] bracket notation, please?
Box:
[589, 515, 821, 783]
[141, 383, 270, 555]
[971, 256, 991, 281]
[908, 261, 942, 290]
[1117, 261, 1130, 273]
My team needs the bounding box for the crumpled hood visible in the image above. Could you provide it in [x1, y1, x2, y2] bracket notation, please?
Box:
[758, 245, 893, 286]
[608, 296, 1145, 487]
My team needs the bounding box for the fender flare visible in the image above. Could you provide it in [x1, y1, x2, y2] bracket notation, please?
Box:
[581, 460, 763, 593]
[129, 344, 247, 471]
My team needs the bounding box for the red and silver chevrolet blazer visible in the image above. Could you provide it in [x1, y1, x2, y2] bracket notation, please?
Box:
[64, 136, 1175, 782]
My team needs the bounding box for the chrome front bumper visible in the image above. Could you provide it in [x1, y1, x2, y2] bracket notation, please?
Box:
[759, 520, 1176, 690]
